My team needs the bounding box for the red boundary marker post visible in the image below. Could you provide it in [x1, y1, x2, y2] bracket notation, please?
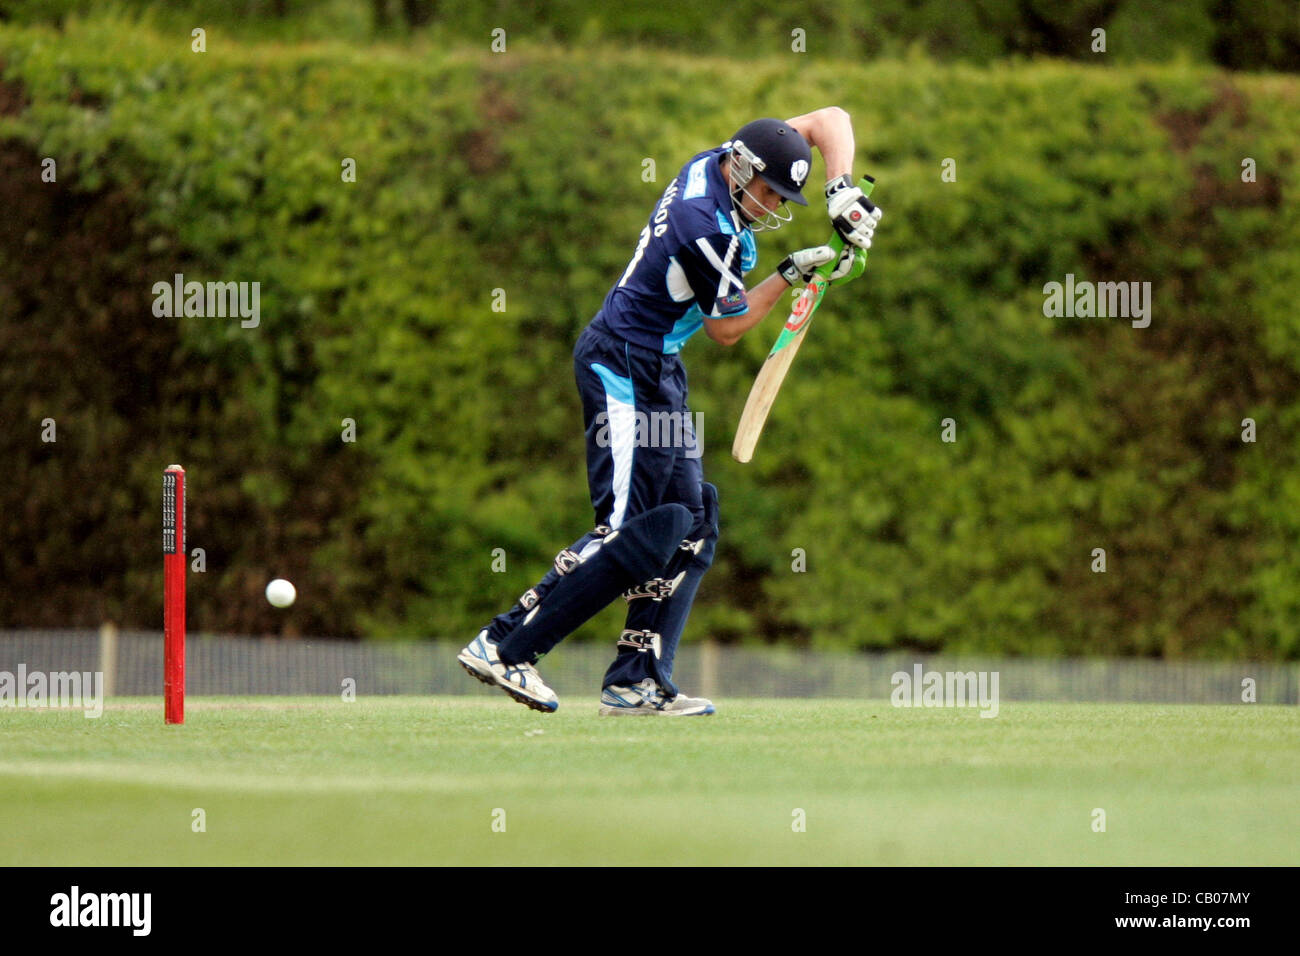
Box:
[163, 465, 186, 724]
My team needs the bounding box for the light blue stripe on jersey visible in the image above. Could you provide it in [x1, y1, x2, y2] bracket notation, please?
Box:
[740, 228, 757, 272]
[713, 210, 758, 271]
[663, 307, 704, 354]
[684, 157, 710, 199]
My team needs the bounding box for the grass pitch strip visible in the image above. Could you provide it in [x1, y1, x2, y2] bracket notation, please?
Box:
[1, 698, 1295, 865]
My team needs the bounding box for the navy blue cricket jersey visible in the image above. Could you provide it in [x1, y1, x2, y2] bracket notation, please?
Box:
[593, 147, 759, 354]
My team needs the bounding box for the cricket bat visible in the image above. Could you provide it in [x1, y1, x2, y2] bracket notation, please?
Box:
[732, 175, 876, 463]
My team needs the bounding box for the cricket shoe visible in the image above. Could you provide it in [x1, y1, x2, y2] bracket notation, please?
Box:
[598, 678, 715, 717]
[457, 629, 559, 713]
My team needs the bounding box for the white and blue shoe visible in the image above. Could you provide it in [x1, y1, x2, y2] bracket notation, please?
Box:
[599, 678, 715, 717]
[458, 629, 559, 713]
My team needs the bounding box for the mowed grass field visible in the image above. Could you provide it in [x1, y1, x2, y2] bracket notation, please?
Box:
[1, 697, 1295, 865]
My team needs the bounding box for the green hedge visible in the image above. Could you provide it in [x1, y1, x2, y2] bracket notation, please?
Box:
[2, 0, 1298, 70]
[2, 16, 1298, 658]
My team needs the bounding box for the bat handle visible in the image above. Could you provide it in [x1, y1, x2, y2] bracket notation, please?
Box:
[821, 174, 876, 268]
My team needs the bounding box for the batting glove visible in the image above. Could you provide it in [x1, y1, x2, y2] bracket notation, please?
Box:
[826, 174, 882, 250]
[777, 244, 865, 286]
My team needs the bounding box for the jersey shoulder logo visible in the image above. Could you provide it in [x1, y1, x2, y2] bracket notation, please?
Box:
[790, 159, 809, 186]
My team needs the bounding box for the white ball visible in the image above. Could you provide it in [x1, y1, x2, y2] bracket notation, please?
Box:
[265, 578, 296, 608]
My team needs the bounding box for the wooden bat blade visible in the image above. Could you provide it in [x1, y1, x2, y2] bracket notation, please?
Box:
[731, 268, 830, 463]
[730, 174, 876, 464]
[731, 327, 809, 462]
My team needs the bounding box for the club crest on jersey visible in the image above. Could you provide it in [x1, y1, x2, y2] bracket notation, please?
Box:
[790, 159, 809, 185]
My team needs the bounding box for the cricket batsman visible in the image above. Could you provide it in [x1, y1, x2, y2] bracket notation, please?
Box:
[459, 108, 882, 714]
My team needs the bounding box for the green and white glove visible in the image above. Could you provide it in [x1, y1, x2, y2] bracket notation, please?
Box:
[777, 243, 867, 287]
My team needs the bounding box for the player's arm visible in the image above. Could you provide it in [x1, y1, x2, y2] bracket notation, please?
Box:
[785, 107, 855, 181]
[787, 107, 881, 251]
[705, 246, 866, 347]
[677, 229, 793, 348]
[703, 274, 787, 347]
